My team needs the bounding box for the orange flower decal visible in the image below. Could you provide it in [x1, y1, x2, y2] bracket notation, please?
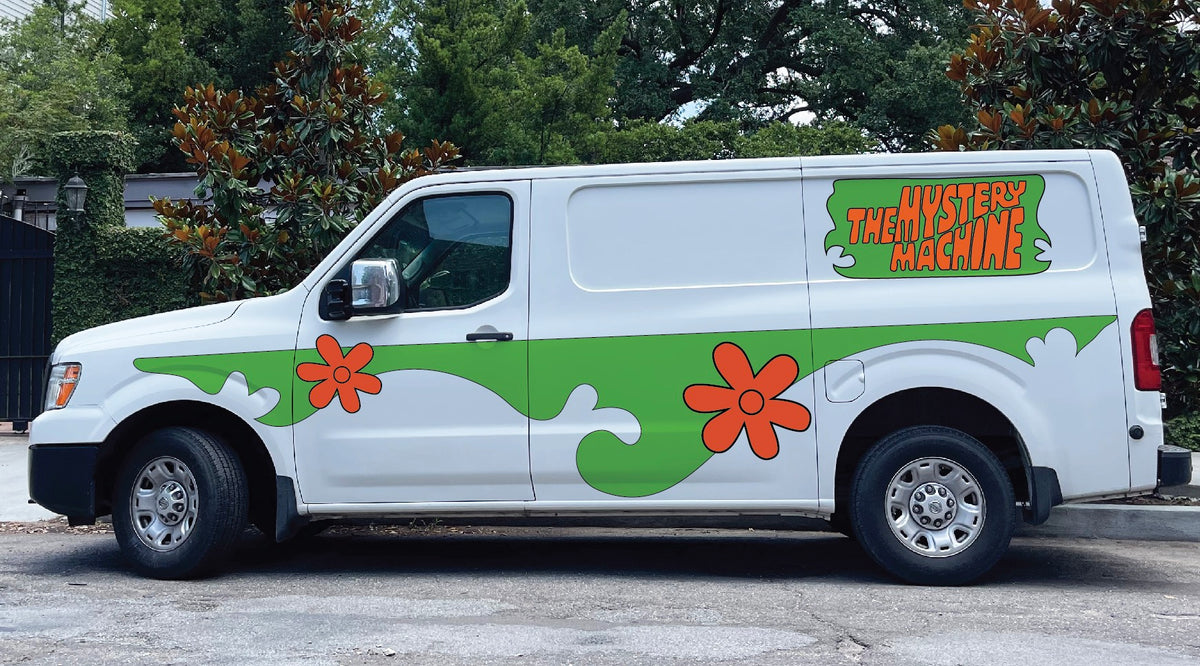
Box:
[683, 342, 811, 460]
[296, 334, 382, 413]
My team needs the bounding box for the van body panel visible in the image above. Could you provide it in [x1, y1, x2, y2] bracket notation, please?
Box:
[528, 173, 819, 502]
[30, 151, 1164, 546]
[27, 405, 116, 446]
[302, 498, 824, 518]
[291, 180, 535, 504]
[33, 291, 306, 483]
[295, 158, 801, 296]
[1088, 151, 1161, 492]
[800, 155, 1131, 502]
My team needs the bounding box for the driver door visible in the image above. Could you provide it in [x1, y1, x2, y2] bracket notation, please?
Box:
[292, 181, 532, 504]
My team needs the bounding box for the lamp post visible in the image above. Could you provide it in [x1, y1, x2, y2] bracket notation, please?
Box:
[64, 175, 88, 222]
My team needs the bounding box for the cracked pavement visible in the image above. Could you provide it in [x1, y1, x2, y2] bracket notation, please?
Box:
[2, 526, 1200, 664]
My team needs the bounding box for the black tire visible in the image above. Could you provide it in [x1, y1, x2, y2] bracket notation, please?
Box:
[849, 426, 1015, 585]
[112, 427, 248, 579]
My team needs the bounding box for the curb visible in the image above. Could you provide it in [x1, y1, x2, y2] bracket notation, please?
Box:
[1017, 503, 1200, 542]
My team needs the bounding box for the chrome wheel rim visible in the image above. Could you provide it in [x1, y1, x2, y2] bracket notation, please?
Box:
[130, 456, 199, 552]
[885, 457, 984, 558]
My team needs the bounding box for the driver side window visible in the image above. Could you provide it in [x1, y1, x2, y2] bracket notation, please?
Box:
[357, 193, 513, 311]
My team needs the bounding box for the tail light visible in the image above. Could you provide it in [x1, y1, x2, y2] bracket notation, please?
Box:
[1131, 309, 1161, 391]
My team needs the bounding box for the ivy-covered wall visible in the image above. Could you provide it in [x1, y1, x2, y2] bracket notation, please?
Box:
[45, 131, 133, 229]
[47, 131, 191, 343]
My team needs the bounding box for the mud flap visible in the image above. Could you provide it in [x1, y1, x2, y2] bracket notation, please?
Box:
[1024, 466, 1063, 526]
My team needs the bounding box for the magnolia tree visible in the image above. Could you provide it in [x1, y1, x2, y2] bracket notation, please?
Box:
[155, 0, 459, 302]
[936, 0, 1200, 415]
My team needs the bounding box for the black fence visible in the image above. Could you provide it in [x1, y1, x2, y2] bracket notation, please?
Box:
[0, 215, 54, 430]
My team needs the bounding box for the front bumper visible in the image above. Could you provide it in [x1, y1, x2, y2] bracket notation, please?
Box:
[1158, 444, 1192, 488]
[28, 444, 98, 523]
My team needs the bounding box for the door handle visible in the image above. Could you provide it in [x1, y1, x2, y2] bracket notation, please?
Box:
[466, 331, 514, 342]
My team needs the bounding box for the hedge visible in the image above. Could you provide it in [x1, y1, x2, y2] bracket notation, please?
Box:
[48, 131, 191, 343]
[51, 220, 191, 342]
[1167, 413, 1200, 453]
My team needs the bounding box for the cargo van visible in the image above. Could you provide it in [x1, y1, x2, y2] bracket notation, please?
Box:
[28, 150, 1189, 584]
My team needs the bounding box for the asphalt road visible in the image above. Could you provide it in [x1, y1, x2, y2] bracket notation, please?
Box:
[2, 526, 1199, 665]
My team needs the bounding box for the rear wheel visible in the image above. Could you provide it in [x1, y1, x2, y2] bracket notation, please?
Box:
[849, 426, 1015, 585]
[112, 427, 248, 579]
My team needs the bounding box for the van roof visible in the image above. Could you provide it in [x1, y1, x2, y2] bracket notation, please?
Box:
[417, 149, 1098, 186]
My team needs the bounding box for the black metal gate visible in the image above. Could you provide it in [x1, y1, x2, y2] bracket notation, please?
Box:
[1, 214, 53, 431]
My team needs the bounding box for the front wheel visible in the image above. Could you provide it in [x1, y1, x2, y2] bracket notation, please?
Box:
[849, 426, 1015, 585]
[112, 427, 248, 579]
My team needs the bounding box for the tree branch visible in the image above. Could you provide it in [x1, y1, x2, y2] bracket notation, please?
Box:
[758, 0, 809, 52]
[669, 81, 695, 106]
[849, 6, 898, 30]
[770, 103, 812, 122]
[620, 36, 642, 59]
[667, 0, 730, 72]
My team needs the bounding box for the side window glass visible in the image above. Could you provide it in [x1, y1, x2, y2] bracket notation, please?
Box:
[357, 194, 512, 310]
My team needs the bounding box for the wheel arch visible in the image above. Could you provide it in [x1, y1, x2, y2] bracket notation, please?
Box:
[96, 401, 277, 531]
[832, 387, 1031, 523]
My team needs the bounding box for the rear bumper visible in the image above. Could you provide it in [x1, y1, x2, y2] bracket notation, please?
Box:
[1158, 445, 1192, 488]
[28, 444, 98, 523]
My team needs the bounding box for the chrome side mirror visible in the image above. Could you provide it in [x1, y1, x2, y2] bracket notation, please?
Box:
[350, 259, 402, 312]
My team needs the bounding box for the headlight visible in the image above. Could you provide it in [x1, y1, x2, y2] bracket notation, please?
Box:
[44, 363, 82, 411]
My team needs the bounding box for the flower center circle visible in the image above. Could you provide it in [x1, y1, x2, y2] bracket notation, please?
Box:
[738, 390, 765, 415]
[333, 366, 352, 384]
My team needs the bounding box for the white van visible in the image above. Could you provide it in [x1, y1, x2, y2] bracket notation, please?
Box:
[29, 150, 1189, 584]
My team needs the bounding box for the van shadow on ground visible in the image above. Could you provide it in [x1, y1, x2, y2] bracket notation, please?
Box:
[11, 527, 1185, 592]
[225, 527, 1178, 591]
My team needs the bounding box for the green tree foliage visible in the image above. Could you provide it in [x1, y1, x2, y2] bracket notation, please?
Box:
[580, 119, 877, 163]
[153, 0, 460, 302]
[388, 0, 893, 163]
[102, 0, 294, 172]
[490, 25, 622, 164]
[733, 121, 879, 158]
[387, 0, 621, 165]
[936, 0, 1200, 414]
[102, 0, 218, 171]
[357, 0, 420, 119]
[213, 0, 295, 93]
[524, 0, 972, 151]
[581, 121, 742, 163]
[0, 4, 129, 177]
[389, 0, 528, 163]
